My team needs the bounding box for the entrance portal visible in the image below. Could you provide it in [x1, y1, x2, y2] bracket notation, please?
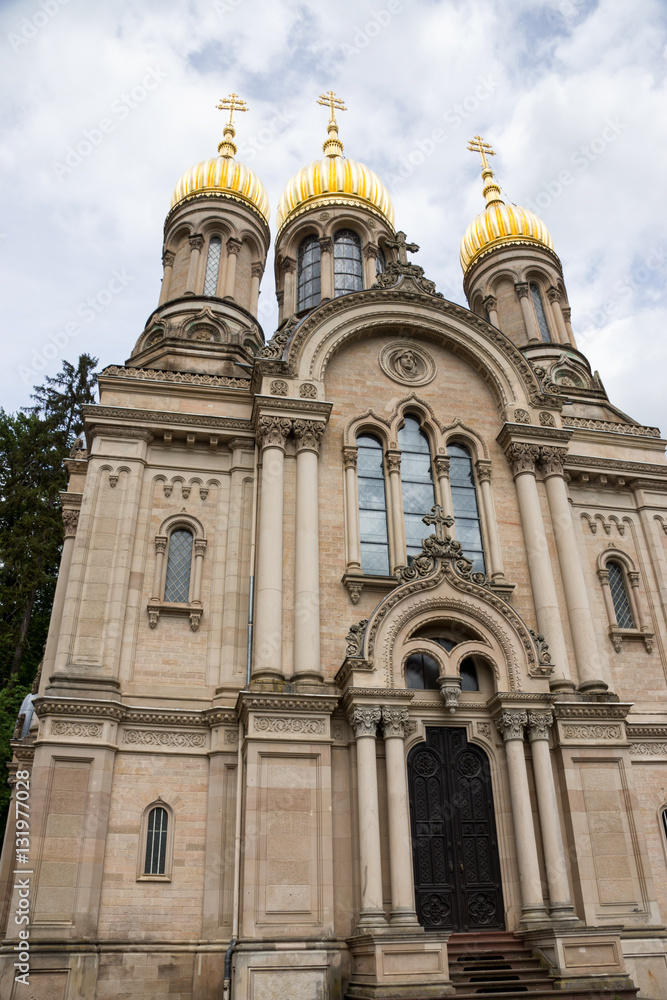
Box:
[408, 726, 504, 932]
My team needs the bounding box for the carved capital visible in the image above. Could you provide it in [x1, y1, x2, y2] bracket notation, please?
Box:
[257, 415, 292, 450]
[562, 306, 572, 322]
[251, 261, 265, 278]
[539, 445, 568, 478]
[62, 509, 79, 537]
[363, 242, 379, 260]
[385, 450, 401, 474]
[597, 568, 610, 585]
[483, 294, 497, 311]
[318, 237, 333, 254]
[381, 706, 409, 739]
[293, 419, 326, 454]
[475, 460, 492, 484]
[189, 234, 204, 251]
[155, 535, 167, 555]
[505, 443, 540, 477]
[226, 237, 243, 256]
[348, 705, 381, 739]
[434, 455, 451, 478]
[343, 446, 358, 471]
[546, 286, 561, 304]
[281, 256, 297, 273]
[515, 282, 530, 299]
[627, 571, 640, 588]
[527, 710, 553, 742]
[495, 709, 527, 742]
[162, 249, 175, 268]
[194, 539, 207, 558]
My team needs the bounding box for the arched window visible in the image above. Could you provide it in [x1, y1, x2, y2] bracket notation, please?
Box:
[530, 282, 551, 342]
[460, 657, 479, 691]
[607, 561, 635, 629]
[333, 229, 363, 296]
[406, 653, 440, 690]
[375, 247, 386, 274]
[447, 443, 486, 573]
[297, 234, 321, 310]
[144, 806, 168, 876]
[164, 529, 193, 603]
[357, 435, 389, 575]
[203, 236, 222, 295]
[661, 807, 667, 846]
[399, 417, 435, 561]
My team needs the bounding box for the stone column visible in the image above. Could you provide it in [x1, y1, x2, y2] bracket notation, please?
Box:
[562, 306, 577, 349]
[224, 237, 243, 299]
[505, 443, 572, 687]
[253, 416, 291, 679]
[626, 570, 648, 632]
[527, 711, 577, 922]
[343, 447, 362, 571]
[495, 710, 548, 925]
[540, 446, 607, 692]
[547, 287, 569, 344]
[293, 419, 326, 681]
[597, 566, 617, 626]
[475, 461, 506, 582]
[349, 706, 387, 929]
[386, 451, 407, 570]
[281, 258, 296, 314]
[364, 242, 379, 287]
[41, 509, 79, 676]
[381, 707, 419, 927]
[434, 455, 455, 524]
[192, 538, 207, 603]
[185, 234, 204, 294]
[515, 282, 539, 341]
[159, 249, 175, 305]
[483, 294, 499, 327]
[319, 237, 333, 300]
[150, 536, 167, 600]
[250, 261, 264, 316]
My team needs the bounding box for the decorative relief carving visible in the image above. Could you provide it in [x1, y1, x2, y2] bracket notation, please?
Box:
[62, 510, 79, 537]
[224, 729, 239, 744]
[253, 716, 325, 735]
[562, 724, 622, 740]
[527, 710, 553, 742]
[404, 720, 418, 738]
[434, 455, 451, 477]
[293, 419, 326, 454]
[270, 379, 289, 396]
[299, 383, 317, 398]
[348, 706, 381, 738]
[381, 706, 409, 739]
[476, 722, 493, 740]
[379, 342, 436, 387]
[539, 411, 556, 427]
[257, 415, 292, 450]
[344, 578, 364, 605]
[123, 730, 207, 747]
[51, 721, 102, 738]
[342, 447, 358, 471]
[182, 484, 191, 498]
[100, 365, 251, 390]
[629, 742, 667, 756]
[514, 409, 531, 424]
[385, 451, 402, 474]
[495, 709, 527, 742]
[562, 416, 660, 438]
[109, 473, 119, 488]
[345, 619, 368, 657]
[505, 443, 540, 476]
[529, 630, 552, 667]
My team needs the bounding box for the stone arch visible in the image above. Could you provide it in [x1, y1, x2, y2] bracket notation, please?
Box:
[441, 416, 490, 461]
[343, 409, 392, 449]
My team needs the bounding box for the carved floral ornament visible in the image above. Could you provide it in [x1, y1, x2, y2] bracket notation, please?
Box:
[348, 705, 381, 738]
[62, 509, 80, 537]
[381, 706, 409, 738]
[257, 415, 292, 450]
[379, 342, 436, 387]
[495, 709, 528, 741]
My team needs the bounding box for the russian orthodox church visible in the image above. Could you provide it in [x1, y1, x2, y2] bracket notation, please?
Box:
[2, 91, 667, 1000]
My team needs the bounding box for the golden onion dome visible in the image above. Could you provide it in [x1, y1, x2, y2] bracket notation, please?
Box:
[460, 137, 553, 273]
[276, 102, 394, 233]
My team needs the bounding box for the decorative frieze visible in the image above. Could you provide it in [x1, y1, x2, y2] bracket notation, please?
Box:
[122, 729, 207, 748]
[561, 724, 623, 740]
[51, 721, 102, 738]
[99, 365, 251, 390]
[629, 743, 667, 756]
[252, 716, 326, 735]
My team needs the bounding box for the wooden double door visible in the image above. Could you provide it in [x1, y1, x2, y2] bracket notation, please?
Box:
[407, 726, 504, 932]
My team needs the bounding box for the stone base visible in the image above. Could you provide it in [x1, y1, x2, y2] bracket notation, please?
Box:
[345, 930, 453, 998]
[522, 924, 636, 990]
[232, 943, 345, 1000]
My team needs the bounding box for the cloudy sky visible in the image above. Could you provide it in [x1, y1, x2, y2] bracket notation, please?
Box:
[1, 0, 666, 429]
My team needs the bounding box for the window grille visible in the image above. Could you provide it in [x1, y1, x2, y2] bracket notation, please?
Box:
[144, 806, 168, 875]
[297, 235, 321, 310]
[203, 236, 222, 295]
[357, 435, 389, 575]
[530, 283, 552, 342]
[399, 417, 436, 561]
[333, 229, 363, 297]
[164, 530, 193, 603]
[447, 443, 486, 573]
[608, 561, 635, 628]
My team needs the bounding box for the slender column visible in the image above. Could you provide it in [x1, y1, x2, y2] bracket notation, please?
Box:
[434, 455, 454, 523]
[597, 567, 617, 625]
[159, 249, 175, 305]
[319, 237, 333, 300]
[349, 707, 387, 929]
[363, 242, 379, 287]
[250, 261, 264, 316]
[475, 461, 505, 581]
[483, 293, 499, 327]
[627, 571, 647, 631]
[527, 712, 577, 922]
[505, 443, 572, 687]
[281, 258, 296, 313]
[540, 447, 607, 692]
[386, 451, 407, 570]
[185, 234, 204, 294]
[381, 707, 418, 926]
[42, 511, 79, 676]
[562, 306, 577, 349]
[547, 288, 569, 344]
[224, 237, 242, 299]
[515, 282, 539, 341]
[192, 539, 207, 604]
[253, 416, 291, 679]
[343, 447, 361, 571]
[293, 419, 326, 680]
[150, 536, 167, 600]
[495, 710, 548, 925]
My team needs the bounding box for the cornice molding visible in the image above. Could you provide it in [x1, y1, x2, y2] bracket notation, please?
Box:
[83, 404, 253, 435]
[565, 455, 667, 479]
[34, 697, 239, 729]
[99, 365, 251, 391]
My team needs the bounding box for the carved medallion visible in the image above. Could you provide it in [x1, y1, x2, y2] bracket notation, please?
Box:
[379, 342, 436, 387]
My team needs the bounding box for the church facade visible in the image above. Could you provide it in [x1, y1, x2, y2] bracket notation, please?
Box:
[1, 95, 667, 999]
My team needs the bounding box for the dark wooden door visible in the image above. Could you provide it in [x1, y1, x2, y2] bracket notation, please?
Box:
[408, 726, 504, 931]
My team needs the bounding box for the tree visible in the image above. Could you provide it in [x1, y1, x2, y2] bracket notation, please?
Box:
[27, 353, 98, 445]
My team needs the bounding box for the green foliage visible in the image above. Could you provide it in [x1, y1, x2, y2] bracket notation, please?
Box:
[0, 683, 30, 841]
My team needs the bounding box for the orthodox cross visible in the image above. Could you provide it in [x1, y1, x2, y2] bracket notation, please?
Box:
[386, 231, 419, 264]
[467, 134, 495, 170]
[317, 90, 346, 125]
[216, 92, 249, 128]
[422, 505, 454, 541]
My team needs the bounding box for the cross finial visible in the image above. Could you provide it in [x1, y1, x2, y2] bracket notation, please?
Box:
[422, 505, 454, 542]
[317, 90, 346, 125]
[317, 91, 346, 157]
[467, 134, 495, 171]
[216, 92, 248, 129]
[385, 231, 419, 265]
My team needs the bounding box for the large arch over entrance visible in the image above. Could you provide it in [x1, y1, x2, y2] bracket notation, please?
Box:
[408, 727, 504, 932]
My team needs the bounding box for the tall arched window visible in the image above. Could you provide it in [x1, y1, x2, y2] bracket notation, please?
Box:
[607, 561, 635, 628]
[333, 229, 363, 297]
[203, 236, 222, 296]
[375, 247, 386, 274]
[357, 435, 390, 575]
[530, 282, 552, 342]
[164, 529, 193, 603]
[447, 443, 486, 574]
[399, 417, 435, 561]
[406, 653, 440, 690]
[144, 806, 168, 876]
[297, 234, 321, 310]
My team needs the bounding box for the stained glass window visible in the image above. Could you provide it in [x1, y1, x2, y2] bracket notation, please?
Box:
[447, 443, 486, 574]
[297, 235, 321, 310]
[399, 417, 435, 561]
[144, 806, 168, 875]
[164, 530, 193, 603]
[333, 229, 363, 297]
[530, 283, 552, 342]
[406, 653, 440, 690]
[357, 435, 389, 575]
[608, 561, 635, 629]
[203, 236, 222, 296]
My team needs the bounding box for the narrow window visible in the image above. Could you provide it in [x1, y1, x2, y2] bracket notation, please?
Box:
[661, 808, 667, 845]
[203, 236, 222, 296]
[608, 561, 635, 628]
[357, 435, 390, 575]
[406, 653, 440, 690]
[447, 443, 486, 574]
[376, 247, 386, 274]
[460, 657, 479, 691]
[333, 229, 363, 296]
[164, 529, 193, 603]
[144, 806, 168, 875]
[297, 235, 321, 310]
[399, 417, 436, 561]
[530, 282, 552, 342]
